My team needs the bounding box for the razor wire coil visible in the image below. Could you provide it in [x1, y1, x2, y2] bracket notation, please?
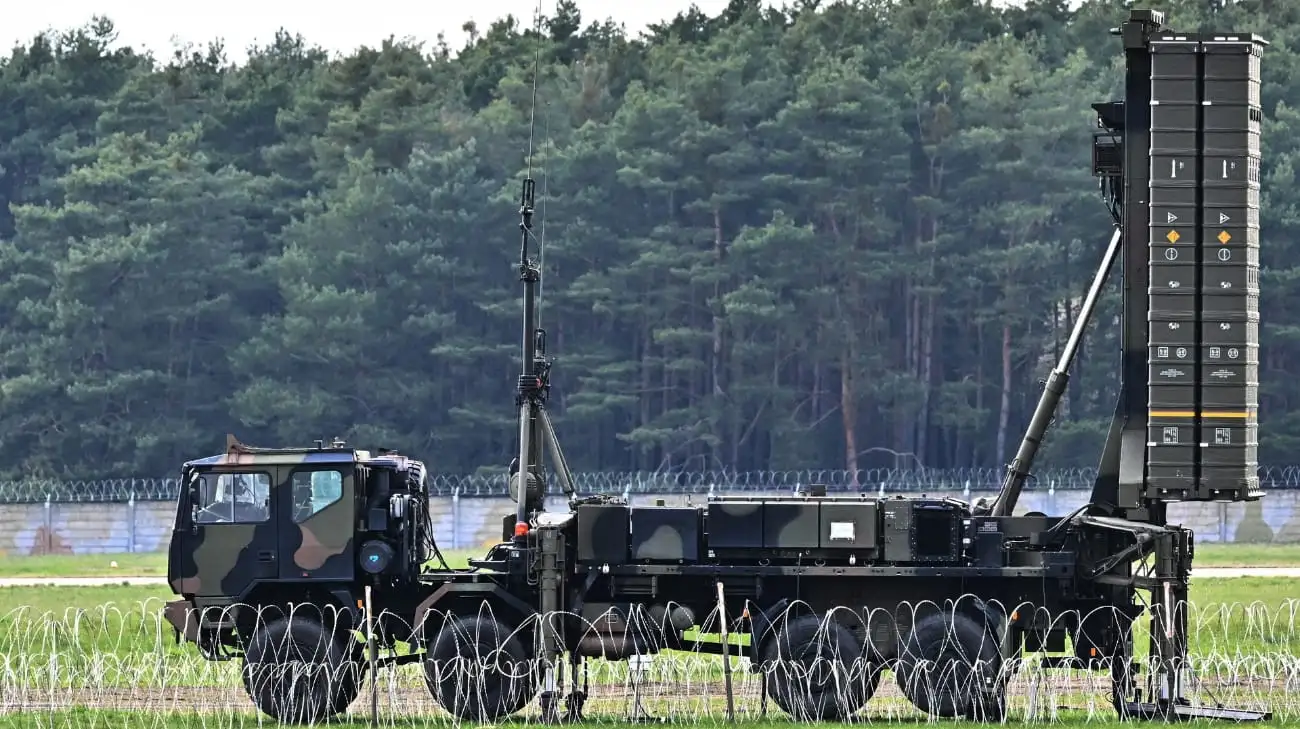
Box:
[2, 465, 1299, 503]
[0, 596, 1295, 725]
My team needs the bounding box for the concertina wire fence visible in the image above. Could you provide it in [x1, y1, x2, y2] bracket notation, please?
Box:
[8, 465, 1300, 503]
[1, 595, 1298, 725]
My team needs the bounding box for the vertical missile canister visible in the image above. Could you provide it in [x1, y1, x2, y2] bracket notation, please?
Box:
[1199, 34, 1265, 500]
[1146, 31, 1202, 500]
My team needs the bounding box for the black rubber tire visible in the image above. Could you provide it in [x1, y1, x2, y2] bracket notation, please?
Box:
[761, 614, 876, 721]
[895, 609, 1006, 720]
[422, 614, 536, 722]
[241, 613, 362, 723]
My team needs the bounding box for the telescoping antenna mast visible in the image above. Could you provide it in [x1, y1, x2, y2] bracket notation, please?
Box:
[509, 0, 577, 543]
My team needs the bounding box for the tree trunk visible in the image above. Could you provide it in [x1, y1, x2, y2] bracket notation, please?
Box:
[712, 205, 729, 467]
[639, 321, 652, 470]
[975, 320, 985, 466]
[896, 283, 918, 468]
[918, 291, 935, 465]
[997, 324, 1012, 465]
[841, 344, 859, 486]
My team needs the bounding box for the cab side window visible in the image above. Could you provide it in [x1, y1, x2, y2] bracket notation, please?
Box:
[194, 473, 271, 524]
[292, 470, 344, 522]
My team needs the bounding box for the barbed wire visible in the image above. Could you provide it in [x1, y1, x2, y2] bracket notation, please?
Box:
[2, 465, 1299, 503]
[0, 596, 1294, 724]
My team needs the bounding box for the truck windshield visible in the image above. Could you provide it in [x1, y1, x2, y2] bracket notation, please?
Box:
[195, 472, 272, 523]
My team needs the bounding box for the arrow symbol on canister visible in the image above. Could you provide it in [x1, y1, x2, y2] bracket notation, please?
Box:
[1220, 212, 1231, 224]
[1168, 212, 1179, 223]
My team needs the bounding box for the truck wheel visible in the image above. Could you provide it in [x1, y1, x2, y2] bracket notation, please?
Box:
[761, 614, 874, 721]
[241, 613, 362, 723]
[895, 610, 1006, 720]
[422, 614, 536, 722]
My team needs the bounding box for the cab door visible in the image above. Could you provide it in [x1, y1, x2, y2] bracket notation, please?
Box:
[174, 468, 279, 602]
[278, 465, 356, 582]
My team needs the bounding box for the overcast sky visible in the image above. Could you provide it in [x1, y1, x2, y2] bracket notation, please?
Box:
[5, 0, 775, 63]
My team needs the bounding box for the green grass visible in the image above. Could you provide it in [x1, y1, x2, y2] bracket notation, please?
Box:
[0, 578, 1294, 687]
[0, 552, 169, 577]
[1191, 542, 1300, 567]
[0, 547, 1294, 718]
[0, 579, 1292, 725]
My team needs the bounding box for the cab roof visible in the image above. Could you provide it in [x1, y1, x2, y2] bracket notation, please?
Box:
[184, 449, 358, 468]
[182, 434, 411, 469]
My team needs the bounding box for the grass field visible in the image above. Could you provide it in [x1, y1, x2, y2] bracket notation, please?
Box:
[0, 547, 1295, 727]
[4, 577, 1295, 655]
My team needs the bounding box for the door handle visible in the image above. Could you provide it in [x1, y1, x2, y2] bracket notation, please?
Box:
[257, 550, 275, 562]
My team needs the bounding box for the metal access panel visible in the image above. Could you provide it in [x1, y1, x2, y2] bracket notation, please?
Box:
[1148, 317, 1197, 413]
[575, 504, 631, 565]
[1198, 33, 1266, 500]
[761, 501, 821, 550]
[705, 500, 764, 551]
[819, 501, 879, 553]
[881, 500, 912, 563]
[1149, 31, 1203, 238]
[1146, 415, 1197, 500]
[630, 507, 701, 563]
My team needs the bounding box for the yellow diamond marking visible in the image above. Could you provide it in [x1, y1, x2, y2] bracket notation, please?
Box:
[1218, 230, 1232, 244]
[1166, 230, 1180, 243]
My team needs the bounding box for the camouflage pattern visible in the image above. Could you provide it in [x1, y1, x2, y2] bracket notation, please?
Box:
[167, 435, 359, 606]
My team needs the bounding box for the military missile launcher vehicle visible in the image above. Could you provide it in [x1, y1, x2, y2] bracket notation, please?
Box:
[164, 8, 1273, 725]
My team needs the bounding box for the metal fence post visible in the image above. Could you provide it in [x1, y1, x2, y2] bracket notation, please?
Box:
[1219, 502, 1229, 543]
[451, 487, 461, 550]
[128, 492, 137, 553]
[43, 494, 52, 556]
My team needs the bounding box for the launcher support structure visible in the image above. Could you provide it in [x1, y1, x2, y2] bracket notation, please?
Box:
[985, 8, 1270, 721]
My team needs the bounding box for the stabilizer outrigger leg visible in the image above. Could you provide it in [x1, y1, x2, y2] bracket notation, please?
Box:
[1070, 513, 1272, 722]
[1116, 529, 1271, 723]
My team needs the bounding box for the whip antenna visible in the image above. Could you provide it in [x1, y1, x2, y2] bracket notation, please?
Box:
[506, 4, 581, 722]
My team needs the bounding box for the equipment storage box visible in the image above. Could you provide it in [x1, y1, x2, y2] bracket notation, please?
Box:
[706, 500, 764, 551]
[630, 507, 701, 563]
[575, 503, 630, 565]
[819, 500, 879, 555]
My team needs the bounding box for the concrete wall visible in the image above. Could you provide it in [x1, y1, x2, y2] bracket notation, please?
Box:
[2, 489, 1298, 556]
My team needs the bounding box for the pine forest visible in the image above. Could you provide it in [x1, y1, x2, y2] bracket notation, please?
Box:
[1, 0, 1298, 482]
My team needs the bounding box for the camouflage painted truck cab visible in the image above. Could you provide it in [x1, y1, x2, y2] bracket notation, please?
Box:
[163, 435, 440, 720]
